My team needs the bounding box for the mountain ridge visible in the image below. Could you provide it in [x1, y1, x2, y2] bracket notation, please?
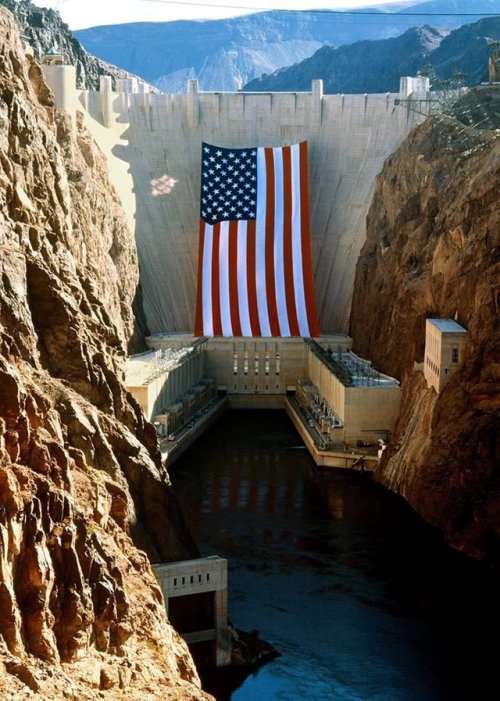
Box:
[244, 17, 500, 93]
[75, 1, 500, 92]
[245, 24, 448, 94]
[0, 0, 154, 90]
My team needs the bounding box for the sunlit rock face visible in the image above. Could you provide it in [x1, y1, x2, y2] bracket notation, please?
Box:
[0, 7, 210, 699]
[350, 109, 500, 566]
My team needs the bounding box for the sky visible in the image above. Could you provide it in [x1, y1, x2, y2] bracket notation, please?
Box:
[30, 0, 409, 30]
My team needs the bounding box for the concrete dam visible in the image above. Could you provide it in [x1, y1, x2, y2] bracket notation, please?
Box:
[54, 72, 428, 336]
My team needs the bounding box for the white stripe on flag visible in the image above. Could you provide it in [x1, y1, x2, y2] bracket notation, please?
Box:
[272, 147, 290, 337]
[256, 148, 271, 336]
[219, 222, 232, 336]
[237, 222, 252, 337]
[202, 224, 214, 336]
[290, 143, 309, 335]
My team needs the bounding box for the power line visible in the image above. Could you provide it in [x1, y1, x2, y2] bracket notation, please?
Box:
[142, 0, 500, 17]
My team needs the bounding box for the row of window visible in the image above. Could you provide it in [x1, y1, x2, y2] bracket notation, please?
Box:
[426, 333, 460, 365]
[233, 384, 281, 391]
[173, 572, 211, 587]
[428, 331, 440, 359]
[426, 347, 460, 377]
[426, 356, 440, 377]
[233, 351, 280, 376]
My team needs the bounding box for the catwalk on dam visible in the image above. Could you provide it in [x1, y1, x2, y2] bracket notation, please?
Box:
[171, 410, 500, 701]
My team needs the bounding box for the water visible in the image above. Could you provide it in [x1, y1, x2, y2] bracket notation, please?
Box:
[172, 410, 499, 701]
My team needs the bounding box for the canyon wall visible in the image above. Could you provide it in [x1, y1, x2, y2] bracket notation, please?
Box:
[0, 8, 210, 699]
[350, 107, 499, 566]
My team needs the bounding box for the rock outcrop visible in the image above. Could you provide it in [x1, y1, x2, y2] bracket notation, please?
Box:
[350, 100, 499, 566]
[0, 7, 209, 699]
[0, 0, 153, 90]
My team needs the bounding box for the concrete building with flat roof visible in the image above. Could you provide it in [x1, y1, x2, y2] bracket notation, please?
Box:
[125, 340, 206, 421]
[424, 318, 469, 393]
[306, 342, 400, 444]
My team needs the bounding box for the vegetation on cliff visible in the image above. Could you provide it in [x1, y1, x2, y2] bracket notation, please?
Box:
[0, 7, 209, 699]
[350, 94, 499, 566]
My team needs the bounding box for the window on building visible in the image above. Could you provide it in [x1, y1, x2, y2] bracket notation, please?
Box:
[451, 348, 459, 363]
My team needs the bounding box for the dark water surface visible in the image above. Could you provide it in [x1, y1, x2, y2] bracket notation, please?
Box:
[172, 411, 499, 701]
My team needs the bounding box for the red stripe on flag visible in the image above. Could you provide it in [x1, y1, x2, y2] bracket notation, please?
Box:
[282, 146, 300, 336]
[299, 141, 320, 336]
[211, 223, 222, 336]
[228, 220, 242, 336]
[246, 220, 261, 336]
[264, 148, 280, 336]
[194, 220, 205, 336]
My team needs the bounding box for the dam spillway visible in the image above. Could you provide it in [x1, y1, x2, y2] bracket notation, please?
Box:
[72, 78, 428, 336]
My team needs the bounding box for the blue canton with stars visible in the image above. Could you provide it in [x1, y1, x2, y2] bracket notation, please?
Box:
[200, 143, 258, 225]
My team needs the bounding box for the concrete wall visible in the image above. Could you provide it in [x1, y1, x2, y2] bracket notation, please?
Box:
[343, 386, 401, 443]
[78, 79, 427, 336]
[205, 337, 307, 395]
[126, 345, 206, 420]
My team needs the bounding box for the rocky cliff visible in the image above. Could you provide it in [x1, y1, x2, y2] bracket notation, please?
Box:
[0, 7, 210, 699]
[350, 96, 499, 566]
[0, 0, 151, 90]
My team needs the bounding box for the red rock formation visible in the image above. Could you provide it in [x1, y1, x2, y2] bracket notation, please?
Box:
[350, 107, 499, 566]
[0, 7, 210, 699]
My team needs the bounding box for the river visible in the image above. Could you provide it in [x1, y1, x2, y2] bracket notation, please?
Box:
[171, 410, 499, 701]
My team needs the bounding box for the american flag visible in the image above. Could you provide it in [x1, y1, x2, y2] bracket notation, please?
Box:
[194, 141, 319, 337]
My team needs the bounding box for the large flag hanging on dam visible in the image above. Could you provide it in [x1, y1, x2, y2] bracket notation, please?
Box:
[194, 141, 319, 337]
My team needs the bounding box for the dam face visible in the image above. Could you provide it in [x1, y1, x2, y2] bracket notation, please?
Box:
[78, 79, 426, 336]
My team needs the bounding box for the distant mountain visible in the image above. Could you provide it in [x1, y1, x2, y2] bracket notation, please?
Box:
[244, 17, 500, 94]
[75, 1, 500, 92]
[422, 15, 500, 85]
[0, 0, 148, 89]
[245, 25, 447, 94]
